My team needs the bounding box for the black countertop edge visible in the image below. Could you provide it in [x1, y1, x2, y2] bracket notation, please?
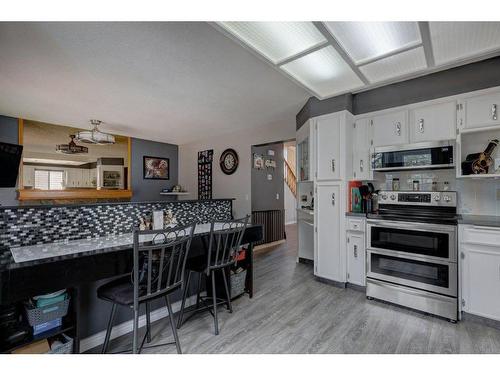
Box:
[345, 212, 367, 217]
[0, 198, 235, 210]
[457, 214, 500, 228]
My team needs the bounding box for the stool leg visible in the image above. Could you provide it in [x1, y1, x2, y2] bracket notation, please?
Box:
[145, 302, 152, 343]
[221, 269, 233, 313]
[165, 295, 182, 354]
[211, 270, 219, 335]
[101, 303, 117, 354]
[176, 270, 192, 329]
[132, 307, 139, 354]
[195, 272, 202, 309]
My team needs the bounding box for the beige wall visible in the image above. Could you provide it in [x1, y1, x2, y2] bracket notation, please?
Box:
[23, 120, 128, 164]
[179, 121, 295, 218]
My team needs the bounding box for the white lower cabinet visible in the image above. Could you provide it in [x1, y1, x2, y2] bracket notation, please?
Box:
[314, 183, 344, 282]
[346, 218, 366, 287]
[460, 224, 500, 321]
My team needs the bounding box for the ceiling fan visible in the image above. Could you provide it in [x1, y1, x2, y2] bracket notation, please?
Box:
[75, 119, 116, 145]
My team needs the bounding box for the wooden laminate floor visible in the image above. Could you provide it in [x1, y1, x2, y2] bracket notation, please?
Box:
[94, 224, 500, 354]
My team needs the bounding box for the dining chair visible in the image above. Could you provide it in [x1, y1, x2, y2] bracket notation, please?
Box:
[97, 222, 196, 354]
[176, 216, 249, 335]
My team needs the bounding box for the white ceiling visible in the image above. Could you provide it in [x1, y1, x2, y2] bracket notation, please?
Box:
[217, 21, 500, 99]
[0, 22, 309, 145]
[3, 22, 500, 146]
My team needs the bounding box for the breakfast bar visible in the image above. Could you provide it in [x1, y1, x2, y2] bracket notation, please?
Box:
[0, 199, 263, 353]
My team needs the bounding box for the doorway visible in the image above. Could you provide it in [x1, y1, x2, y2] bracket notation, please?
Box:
[250, 139, 296, 248]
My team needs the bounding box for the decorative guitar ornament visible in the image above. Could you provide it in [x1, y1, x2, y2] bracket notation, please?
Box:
[461, 139, 499, 175]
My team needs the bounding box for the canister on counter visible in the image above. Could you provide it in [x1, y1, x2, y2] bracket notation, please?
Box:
[392, 178, 400, 191]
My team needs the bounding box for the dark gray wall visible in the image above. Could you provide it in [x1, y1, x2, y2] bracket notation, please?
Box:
[297, 55, 500, 128]
[251, 142, 284, 212]
[78, 266, 189, 341]
[0, 115, 19, 206]
[296, 93, 353, 129]
[354, 55, 500, 114]
[131, 138, 179, 202]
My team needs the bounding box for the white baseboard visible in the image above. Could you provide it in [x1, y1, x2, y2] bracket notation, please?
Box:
[285, 220, 297, 225]
[79, 296, 196, 353]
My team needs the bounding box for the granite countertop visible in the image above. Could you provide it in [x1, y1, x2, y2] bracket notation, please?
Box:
[3, 222, 243, 270]
[0, 198, 235, 210]
[346, 212, 367, 217]
[457, 215, 500, 228]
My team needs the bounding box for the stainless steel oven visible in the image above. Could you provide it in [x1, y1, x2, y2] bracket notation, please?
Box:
[367, 220, 457, 263]
[372, 141, 455, 172]
[366, 191, 458, 321]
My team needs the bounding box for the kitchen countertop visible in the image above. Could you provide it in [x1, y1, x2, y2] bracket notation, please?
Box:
[7, 223, 233, 266]
[345, 212, 367, 217]
[458, 214, 500, 227]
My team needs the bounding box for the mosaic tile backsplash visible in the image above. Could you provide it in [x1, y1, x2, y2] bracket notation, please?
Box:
[0, 200, 233, 251]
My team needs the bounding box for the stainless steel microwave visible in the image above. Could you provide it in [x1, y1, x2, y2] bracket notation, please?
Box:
[372, 141, 455, 172]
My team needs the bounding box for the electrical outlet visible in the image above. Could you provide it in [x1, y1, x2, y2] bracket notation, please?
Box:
[276, 193, 280, 200]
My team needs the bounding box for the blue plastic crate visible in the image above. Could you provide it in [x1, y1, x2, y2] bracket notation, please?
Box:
[33, 318, 62, 336]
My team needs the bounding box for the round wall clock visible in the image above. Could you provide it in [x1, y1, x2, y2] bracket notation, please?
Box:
[220, 148, 239, 175]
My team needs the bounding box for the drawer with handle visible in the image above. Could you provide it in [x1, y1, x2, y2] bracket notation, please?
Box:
[461, 225, 500, 249]
[347, 218, 365, 232]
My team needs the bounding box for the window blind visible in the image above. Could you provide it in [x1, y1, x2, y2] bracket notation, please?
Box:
[34, 170, 64, 190]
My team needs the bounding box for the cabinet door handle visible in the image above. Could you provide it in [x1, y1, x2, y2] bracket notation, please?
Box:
[418, 118, 424, 133]
[395, 122, 401, 136]
[492, 104, 498, 121]
[331, 159, 335, 173]
[331, 192, 335, 206]
[360, 159, 364, 172]
[353, 244, 358, 258]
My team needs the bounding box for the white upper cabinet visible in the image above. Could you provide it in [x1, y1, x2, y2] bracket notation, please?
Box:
[296, 119, 315, 182]
[462, 90, 500, 129]
[316, 113, 341, 181]
[352, 118, 372, 181]
[409, 101, 457, 143]
[371, 110, 408, 147]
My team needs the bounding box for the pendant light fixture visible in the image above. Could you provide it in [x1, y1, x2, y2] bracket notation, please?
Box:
[75, 119, 116, 145]
[56, 135, 89, 154]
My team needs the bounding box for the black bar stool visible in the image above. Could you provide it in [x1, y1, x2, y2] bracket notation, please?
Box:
[176, 216, 249, 335]
[97, 223, 196, 354]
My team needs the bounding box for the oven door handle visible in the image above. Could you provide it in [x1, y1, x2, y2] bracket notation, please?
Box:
[366, 248, 457, 265]
[367, 219, 457, 233]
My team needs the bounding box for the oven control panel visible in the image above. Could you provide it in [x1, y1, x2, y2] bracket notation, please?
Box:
[378, 191, 456, 207]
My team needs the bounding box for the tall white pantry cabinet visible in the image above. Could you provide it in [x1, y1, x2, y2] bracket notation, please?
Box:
[311, 111, 354, 283]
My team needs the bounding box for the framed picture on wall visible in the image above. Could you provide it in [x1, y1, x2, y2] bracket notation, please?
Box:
[143, 156, 169, 180]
